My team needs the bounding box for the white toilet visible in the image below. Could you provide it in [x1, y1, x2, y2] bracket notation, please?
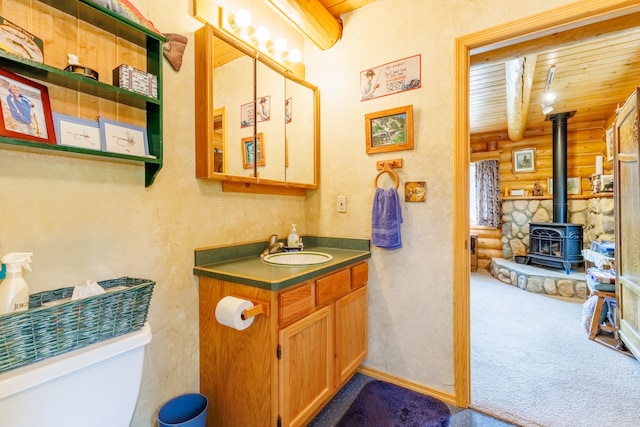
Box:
[0, 322, 152, 427]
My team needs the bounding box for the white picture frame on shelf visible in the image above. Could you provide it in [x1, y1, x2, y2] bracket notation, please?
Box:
[99, 117, 148, 157]
[52, 113, 101, 150]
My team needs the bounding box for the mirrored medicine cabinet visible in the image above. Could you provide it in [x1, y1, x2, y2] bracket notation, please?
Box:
[195, 23, 319, 195]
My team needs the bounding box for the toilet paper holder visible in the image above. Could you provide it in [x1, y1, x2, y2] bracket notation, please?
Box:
[239, 299, 269, 320]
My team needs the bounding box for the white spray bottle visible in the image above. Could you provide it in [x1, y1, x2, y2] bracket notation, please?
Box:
[0, 252, 33, 315]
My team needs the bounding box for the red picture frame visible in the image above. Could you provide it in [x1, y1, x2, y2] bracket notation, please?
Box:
[0, 67, 55, 144]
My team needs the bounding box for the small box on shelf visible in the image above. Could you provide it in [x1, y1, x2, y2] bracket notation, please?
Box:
[113, 64, 158, 99]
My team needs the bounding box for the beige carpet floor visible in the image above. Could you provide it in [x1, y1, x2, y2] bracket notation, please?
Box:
[470, 270, 639, 426]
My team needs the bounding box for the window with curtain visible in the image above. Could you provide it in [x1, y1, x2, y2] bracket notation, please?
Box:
[471, 160, 501, 228]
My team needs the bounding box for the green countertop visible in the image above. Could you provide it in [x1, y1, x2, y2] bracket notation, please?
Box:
[194, 237, 371, 291]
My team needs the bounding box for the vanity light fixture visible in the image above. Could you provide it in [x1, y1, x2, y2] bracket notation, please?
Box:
[221, 7, 304, 76]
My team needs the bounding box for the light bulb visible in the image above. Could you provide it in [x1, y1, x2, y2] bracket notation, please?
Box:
[541, 104, 553, 115]
[255, 26, 270, 51]
[234, 9, 251, 28]
[542, 91, 557, 104]
[274, 38, 288, 53]
[287, 49, 302, 63]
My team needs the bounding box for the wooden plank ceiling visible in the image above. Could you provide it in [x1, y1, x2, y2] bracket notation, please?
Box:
[320, 2, 640, 144]
[470, 12, 640, 141]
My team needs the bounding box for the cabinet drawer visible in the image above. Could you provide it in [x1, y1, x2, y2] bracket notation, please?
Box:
[280, 283, 314, 326]
[351, 262, 368, 289]
[316, 269, 351, 306]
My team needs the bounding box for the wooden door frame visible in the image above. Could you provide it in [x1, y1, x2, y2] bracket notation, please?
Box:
[453, 0, 640, 407]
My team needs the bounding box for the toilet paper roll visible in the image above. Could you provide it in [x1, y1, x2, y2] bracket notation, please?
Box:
[215, 296, 255, 331]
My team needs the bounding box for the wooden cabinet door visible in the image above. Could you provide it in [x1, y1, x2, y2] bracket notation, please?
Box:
[614, 87, 640, 359]
[278, 305, 334, 427]
[335, 286, 368, 386]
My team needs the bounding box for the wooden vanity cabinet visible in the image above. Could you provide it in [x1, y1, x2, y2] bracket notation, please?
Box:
[199, 261, 368, 427]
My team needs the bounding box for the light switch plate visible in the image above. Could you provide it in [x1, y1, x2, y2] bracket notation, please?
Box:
[337, 195, 347, 213]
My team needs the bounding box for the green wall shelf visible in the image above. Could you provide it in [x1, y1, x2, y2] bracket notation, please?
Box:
[0, 0, 165, 187]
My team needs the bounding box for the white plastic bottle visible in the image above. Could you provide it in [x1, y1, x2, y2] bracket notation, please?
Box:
[287, 224, 300, 248]
[0, 252, 33, 315]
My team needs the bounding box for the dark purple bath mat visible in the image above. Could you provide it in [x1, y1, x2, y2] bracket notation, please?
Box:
[337, 380, 450, 427]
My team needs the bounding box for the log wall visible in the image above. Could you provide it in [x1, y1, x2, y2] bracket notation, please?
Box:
[471, 120, 612, 198]
[470, 117, 615, 270]
[469, 226, 502, 271]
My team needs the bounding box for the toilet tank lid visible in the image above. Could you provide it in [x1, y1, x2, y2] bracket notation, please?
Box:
[0, 323, 151, 399]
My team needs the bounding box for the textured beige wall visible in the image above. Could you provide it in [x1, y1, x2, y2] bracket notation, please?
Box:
[304, 0, 576, 396]
[0, 0, 583, 424]
[0, 1, 305, 426]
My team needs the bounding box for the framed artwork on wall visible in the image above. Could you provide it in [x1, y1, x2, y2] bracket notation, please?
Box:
[512, 148, 535, 173]
[365, 105, 414, 154]
[242, 133, 265, 169]
[548, 177, 582, 195]
[0, 67, 55, 144]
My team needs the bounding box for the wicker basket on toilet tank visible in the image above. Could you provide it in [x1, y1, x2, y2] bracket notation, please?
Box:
[0, 277, 154, 374]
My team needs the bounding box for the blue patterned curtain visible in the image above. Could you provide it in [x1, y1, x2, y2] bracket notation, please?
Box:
[475, 160, 501, 227]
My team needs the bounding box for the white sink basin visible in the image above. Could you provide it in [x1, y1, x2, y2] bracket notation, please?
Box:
[263, 251, 333, 266]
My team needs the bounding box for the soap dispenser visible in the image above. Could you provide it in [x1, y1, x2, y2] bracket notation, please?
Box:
[0, 252, 32, 315]
[287, 224, 300, 248]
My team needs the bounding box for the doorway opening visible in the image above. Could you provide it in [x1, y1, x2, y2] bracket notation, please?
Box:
[454, 0, 640, 412]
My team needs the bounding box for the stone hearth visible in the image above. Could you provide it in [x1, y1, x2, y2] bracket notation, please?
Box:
[489, 258, 587, 299]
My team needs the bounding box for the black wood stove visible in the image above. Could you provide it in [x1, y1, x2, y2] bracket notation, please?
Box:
[528, 222, 583, 274]
[527, 112, 584, 273]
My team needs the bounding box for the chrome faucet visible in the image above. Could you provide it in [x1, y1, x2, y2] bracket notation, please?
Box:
[260, 234, 284, 258]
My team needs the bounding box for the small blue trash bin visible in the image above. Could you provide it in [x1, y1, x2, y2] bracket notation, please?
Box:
[158, 393, 208, 427]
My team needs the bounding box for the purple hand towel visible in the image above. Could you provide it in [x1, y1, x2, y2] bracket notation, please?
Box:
[371, 187, 403, 249]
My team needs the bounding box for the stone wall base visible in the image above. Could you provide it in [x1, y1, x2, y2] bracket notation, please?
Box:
[489, 258, 587, 299]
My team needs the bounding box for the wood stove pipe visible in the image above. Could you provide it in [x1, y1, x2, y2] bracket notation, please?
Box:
[549, 111, 575, 223]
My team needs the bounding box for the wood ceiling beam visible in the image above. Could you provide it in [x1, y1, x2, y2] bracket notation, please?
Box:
[471, 12, 640, 66]
[505, 55, 537, 142]
[263, 0, 343, 50]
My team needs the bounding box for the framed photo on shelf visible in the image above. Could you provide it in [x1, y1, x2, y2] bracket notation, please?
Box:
[547, 177, 581, 195]
[512, 148, 535, 173]
[600, 174, 614, 192]
[99, 117, 148, 157]
[0, 67, 55, 144]
[365, 105, 414, 154]
[52, 113, 101, 150]
[242, 133, 265, 169]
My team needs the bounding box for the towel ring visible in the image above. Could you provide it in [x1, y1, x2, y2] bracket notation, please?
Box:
[374, 163, 400, 189]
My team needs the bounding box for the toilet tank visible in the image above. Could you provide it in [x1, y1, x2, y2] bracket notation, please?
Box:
[0, 323, 152, 427]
